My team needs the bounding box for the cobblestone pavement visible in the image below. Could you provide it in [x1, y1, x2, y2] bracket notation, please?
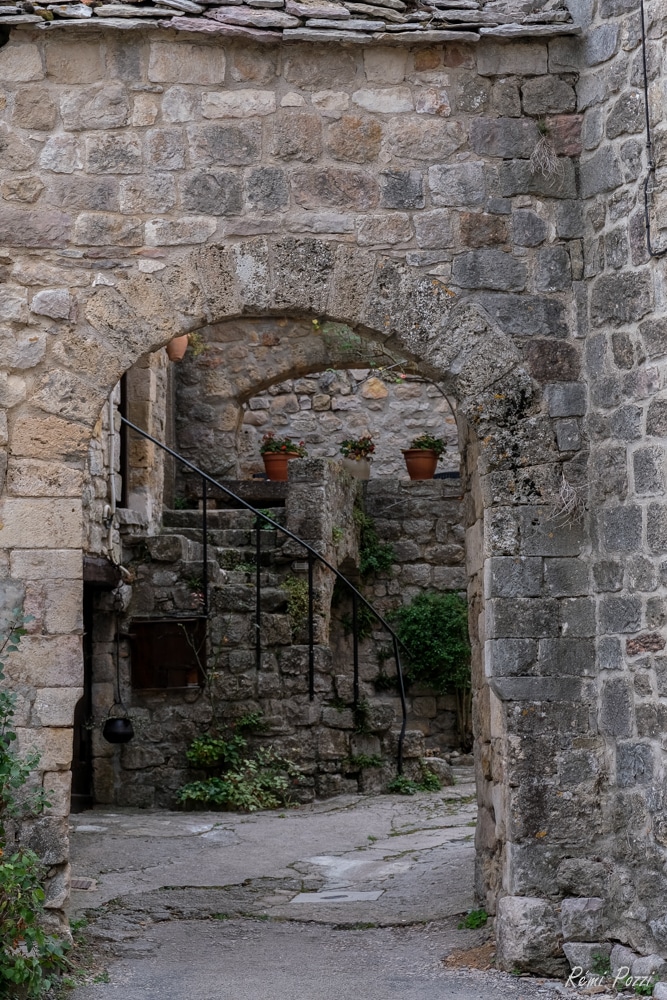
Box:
[67, 768, 567, 1000]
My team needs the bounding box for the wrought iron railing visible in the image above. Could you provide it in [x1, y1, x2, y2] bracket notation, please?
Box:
[120, 416, 409, 772]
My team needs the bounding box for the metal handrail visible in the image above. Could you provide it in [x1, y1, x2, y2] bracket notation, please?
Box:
[120, 416, 408, 773]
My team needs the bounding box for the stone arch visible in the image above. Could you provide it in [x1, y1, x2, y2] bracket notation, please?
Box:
[3, 236, 574, 950]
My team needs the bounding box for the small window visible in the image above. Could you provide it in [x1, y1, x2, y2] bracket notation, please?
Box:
[129, 618, 206, 690]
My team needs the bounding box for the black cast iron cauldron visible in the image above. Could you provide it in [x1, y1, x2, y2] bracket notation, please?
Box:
[102, 716, 135, 744]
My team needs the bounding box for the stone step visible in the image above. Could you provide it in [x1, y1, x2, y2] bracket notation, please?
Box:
[162, 508, 285, 530]
[145, 533, 203, 563]
[172, 526, 284, 548]
[211, 584, 289, 613]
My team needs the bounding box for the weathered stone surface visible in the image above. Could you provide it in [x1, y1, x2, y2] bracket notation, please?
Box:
[561, 897, 606, 941]
[0, 42, 43, 82]
[429, 161, 486, 207]
[187, 122, 262, 166]
[562, 942, 611, 972]
[60, 83, 129, 131]
[202, 90, 277, 119]
[496, 896, 565, 975]
[590, 272, 653, 327]
[326, 114, 382, 162]
[145, 216, 217, 245]
[181, 170, 243, 215]
[292, 167, 378, 209]
[0, 206, 71, 247]
[499, 158, 576, 198]
[469, 117, 540, 158]
[384, 118, 465, 160]
[453, 250, 526, 292]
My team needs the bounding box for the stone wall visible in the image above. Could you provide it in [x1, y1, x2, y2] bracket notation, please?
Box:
[239, 369, 460, 479]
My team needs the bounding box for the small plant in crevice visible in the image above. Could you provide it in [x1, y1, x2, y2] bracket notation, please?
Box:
[177, 712, 303, 812]
[0, 610, 70, 997]
[283, 575, 310, 640]
[353, 508, 394, 580]
[590, 952, 612, 977]
[353, 699, 373, 735]
[387, 761, 442, 796]
[530, 120, 564, 180]
[373, 671, 398, 693]
[458, 909, 488, 930]
[344, 754, 383, 771]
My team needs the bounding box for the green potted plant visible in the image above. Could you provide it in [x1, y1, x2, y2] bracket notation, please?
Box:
[402, 433, 446, 480]
[260, 432, 307, 481]
[340, 434, 375, 481]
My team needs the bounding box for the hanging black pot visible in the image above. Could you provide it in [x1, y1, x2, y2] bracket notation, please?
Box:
[102, 715, 134, 744]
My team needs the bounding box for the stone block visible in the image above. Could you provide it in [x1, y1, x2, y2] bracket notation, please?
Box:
[538, 637, 595, 675]
[363, 46, 407, 84]
[145, 128, 186, 171]
[351, 87, 413, 113]
[60, 83, 129, 131]
[584, 22, 619, 65]
[460, 212, 507, 248]
[499, 158, 576, 199]
[606, 90, 643, 140]
[422, 757, 454, 785]
[544, 382, 586, 417]
[0, 499, 82, 549]
[326, 114, 382, 163]
[496, 895, 565, 975]
[476, 293, 567, 338]
[0, 42, 43, 82]
[617, 741, 654, 789]
[12, 87, 57, 130]
[380, 170, 423, 210]
[245, 167, 289, 211]
[634, 446, 666, 495]
[148, 41, 225, 83]
[85, 134, 142, 174]
[631, 955, 667, 979]
[202, 90, 276, 119]
[271, 113, 322, 162]
[561, 897, 606, 941]
[31, 688, 83, 728]
[17, 727, 73, 771]
[469, 117, 540, 159]
[73, 212, 143, 248]
[10, 549, 82, 580]
[544, 558, 588, 597]
[580, 147, 623, 198]
[453, 249, 526, 292]
[413, 209, 454, 249]
[292, 168, 379, 210]
[43, 770, 72, 818]
[512, 210, 547, 247]
[20, 815, 69, 866]
[477, 41, 548, 77]
[188, 122, 262, 166]
[485, 638, 537, 678]
[30, 289, 72, 320]
[355, 213, 412, 246]
[485, 556, 542, 598]
[611, 944, 639, 977]
[145, 217, 217, 246]
[384, 118, 465, 161]
[536, 246, 571, 292]
[428, 161, 486, 207]
[562, 942, 611, 972]
[522, 77, 576, 115]
[590, 272, 653, 327]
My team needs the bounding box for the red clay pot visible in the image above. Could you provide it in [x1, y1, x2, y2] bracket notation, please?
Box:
[166, 335, 189, 362]
[402, 449, 438, 480]
[262, 452, 299, 482]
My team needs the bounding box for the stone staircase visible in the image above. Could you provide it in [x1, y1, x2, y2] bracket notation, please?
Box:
[118, 501, 422, 806]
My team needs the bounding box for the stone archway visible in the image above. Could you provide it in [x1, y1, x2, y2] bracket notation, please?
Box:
[4, 236, 578, 967]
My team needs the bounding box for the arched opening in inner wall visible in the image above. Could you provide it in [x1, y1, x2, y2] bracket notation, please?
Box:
[78, 317, 473, 828]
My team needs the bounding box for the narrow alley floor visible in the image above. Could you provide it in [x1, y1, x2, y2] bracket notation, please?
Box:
[67, 767, 565, 1000]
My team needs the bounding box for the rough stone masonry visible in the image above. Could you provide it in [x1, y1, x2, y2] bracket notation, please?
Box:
[1, 0, 667, 975]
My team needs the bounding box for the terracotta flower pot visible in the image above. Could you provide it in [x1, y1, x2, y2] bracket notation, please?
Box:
[403, 449, 438, 480]
[341, 457, 371, 481]
[262, 452, 299, 482]
[166, 335, 189, 362]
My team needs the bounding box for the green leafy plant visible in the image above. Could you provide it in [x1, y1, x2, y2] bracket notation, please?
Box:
[187, 331, 206, 357]
[178, 713, 302, 812]
[373, 671, 397, 692]
[387, 763, 442, 796]
[331, 526, 344, 544]
[353, 699, 372, 735]
[259, 432, 307, 457]
[255, 509, 277, 531]
[458, 909, 488, 930]
[405, 434, 446, 459]
[634, 980, 656, 997]
[172, 496, 189, 510]
[353, 509, 394, 579]
[340, 435, 375, 460]
[590, 952, 611, 976]
[283, 576, 309, 639]
[344, 754, 383, 771]
[0, 610, 70, 997]
[391, 592, 471, 747]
